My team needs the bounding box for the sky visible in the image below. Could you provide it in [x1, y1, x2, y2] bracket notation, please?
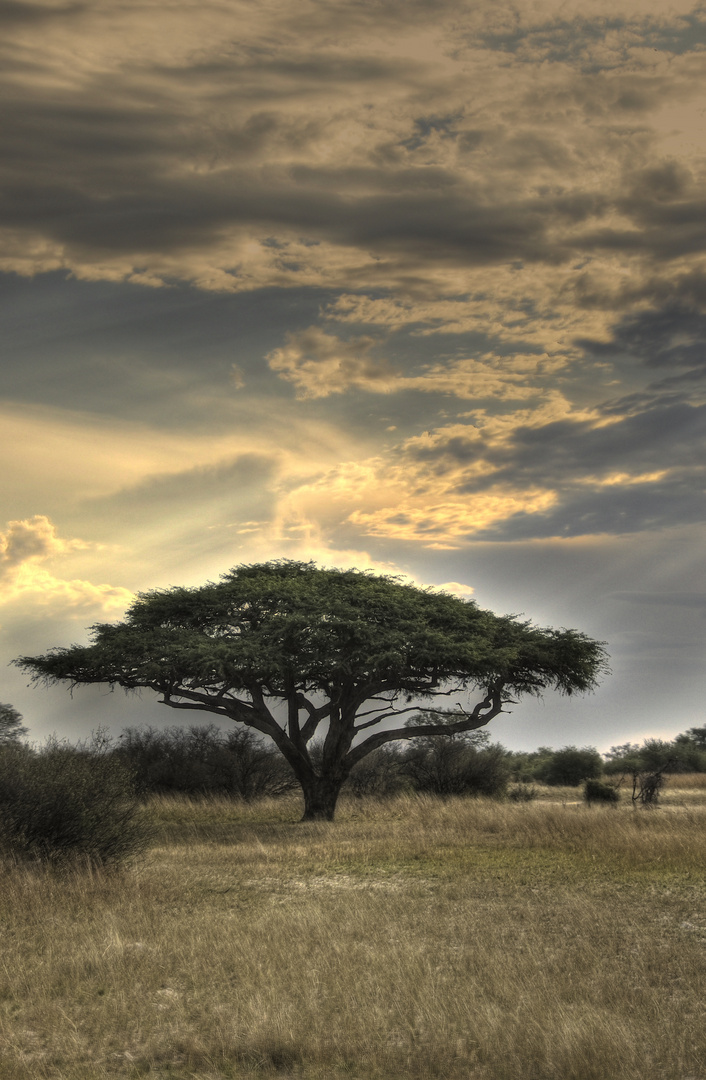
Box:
[1, 0, 705, 752]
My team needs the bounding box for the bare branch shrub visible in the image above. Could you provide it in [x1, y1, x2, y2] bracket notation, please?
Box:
[0, 734, 149, 868]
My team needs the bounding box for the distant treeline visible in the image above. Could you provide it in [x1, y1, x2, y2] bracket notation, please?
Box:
[2, 699, 705, 803]
[3, 714, 704, 802]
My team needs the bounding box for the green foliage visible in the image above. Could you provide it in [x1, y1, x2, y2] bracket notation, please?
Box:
[534, 745, 603, 786]
[0, 734, 149, 868]
[0, 702, 28, 742]
[605, 735, 706, 775]
[17, 560, 608, 703]
[603, 743, 644, 775]
[584, 778, 620, 805]
[677, 726, 706, 750]
[505, 746, 555, 782]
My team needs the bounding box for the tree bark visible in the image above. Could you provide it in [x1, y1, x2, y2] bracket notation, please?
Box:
[299, 774, 344, 821]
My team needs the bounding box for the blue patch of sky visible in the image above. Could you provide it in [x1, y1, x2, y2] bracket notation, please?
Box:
[399, 113, 464, 151]
[0, 272, 338, 422]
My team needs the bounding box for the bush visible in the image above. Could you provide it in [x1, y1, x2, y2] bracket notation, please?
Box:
[507, 783, 539, 802]
[115, 724, 298, 800]
[604, 736, 706, 775]
[584, 778, 620, 806]
[345, 745, 407, 798]
[535, 745, 603, 786]
[630, 768, 666, 806]
[603, 743, 644, 775]
[0, 735, 149, 868]
[399, 737, 510, 798]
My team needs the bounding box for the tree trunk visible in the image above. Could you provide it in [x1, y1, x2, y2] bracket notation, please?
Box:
[299, 774, 344, 821]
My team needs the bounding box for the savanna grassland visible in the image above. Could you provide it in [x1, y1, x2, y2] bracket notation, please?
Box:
[1, 786, 705, 1080]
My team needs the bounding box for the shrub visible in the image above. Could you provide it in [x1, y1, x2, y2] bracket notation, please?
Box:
[345, 745, 407, 798]
[535, 745, 603, 786]
[507, 783, 539, 802]
[640, 738, 705, 774]
[604, 736, 706, 775]
[631, 768, 666, 806]
[0, 735, 149, 868]
[584, 778, 620, 806]
[399, 736, 510, 798]
[115, 724, 298, 800]
[603, 743, 644, 775]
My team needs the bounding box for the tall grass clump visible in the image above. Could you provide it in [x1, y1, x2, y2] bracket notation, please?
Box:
[0, 734, 149, 869]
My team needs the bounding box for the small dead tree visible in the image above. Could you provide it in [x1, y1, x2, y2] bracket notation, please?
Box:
[630, 764, 671, 806]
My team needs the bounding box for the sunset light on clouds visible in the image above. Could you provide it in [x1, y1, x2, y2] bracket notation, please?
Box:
[2, 0, 705, 748]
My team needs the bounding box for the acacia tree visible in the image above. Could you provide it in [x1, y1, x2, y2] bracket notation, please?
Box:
[17, 560, 608, 820]
[0, 703, 28, 742]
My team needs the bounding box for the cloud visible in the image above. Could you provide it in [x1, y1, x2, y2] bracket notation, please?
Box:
[466, 7, 706, 70]
[1, 0, 705, 553]
[579, 301, 706, 372]
[348, 489, 558, 547]
[270, 377, 706, 547]
[0, 516, 133, 612]
[389, 393, 706, 540]
[0, 514, 84, 573]
[266, 326, 397, 398]
[430, 581, 476, 598]
[267, 324, 565, 401]
[1, 0, 704, 314]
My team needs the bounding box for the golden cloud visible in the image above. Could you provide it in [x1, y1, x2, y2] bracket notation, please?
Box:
[266, 326, 398, 398]
[0, 515, 86, 575]
[0, 517, 133, 613]
[347, 490, 558, 547]
[267, 324, 569, 402]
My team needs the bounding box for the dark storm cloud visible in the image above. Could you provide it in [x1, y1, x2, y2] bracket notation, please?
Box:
[578, 302, 706, 370]
[571, 266, 706, 316]
[579, 211, 706, 262]
[0, 1, 84, 25]
[430, 402, 706, 483]
[153, 53, 415, 90]
[0, 153, 608, 267]
[2, 0, 704, 293]
[472, 479, 705, 540]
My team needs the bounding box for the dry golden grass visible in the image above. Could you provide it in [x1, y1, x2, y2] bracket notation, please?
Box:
[663, 772, 706, 790]
[1, 792, 705, 1080]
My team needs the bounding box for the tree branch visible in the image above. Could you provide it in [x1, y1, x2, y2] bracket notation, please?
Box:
[298, 694, 331, 744]
[354, 703, 437, 730]
[345, 683, 506, 767]
[160, 684, 283, 739]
